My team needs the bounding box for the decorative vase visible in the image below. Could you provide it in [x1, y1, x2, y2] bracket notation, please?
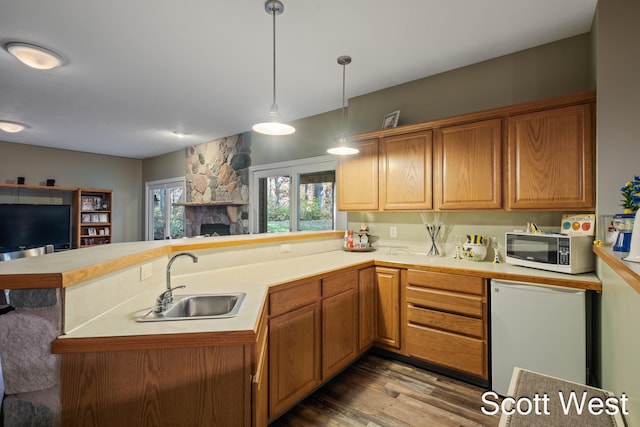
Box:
[462, 234, 487, 261]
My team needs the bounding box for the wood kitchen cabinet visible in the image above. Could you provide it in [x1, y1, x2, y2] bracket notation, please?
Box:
[252, 305, 269, 427]
[337, 138, 379, 211]
[268, 278, 321, 418]
[337, 92, 594, 213]
[405, 269, 488, 381]
[321, 270, 358, 379]
[374, 267, 401, 350]
[434, 119, 502, 210]
[358, 267, 376, 351]
[380, 130, 433, 210]
[507, 103, 594, 210]
[337, 130, 433, 211]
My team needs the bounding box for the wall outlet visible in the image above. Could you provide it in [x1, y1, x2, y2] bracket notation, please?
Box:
[390, 226, 398, 238]
[140, 263, 153, 281]
[280, 243, 291, 253]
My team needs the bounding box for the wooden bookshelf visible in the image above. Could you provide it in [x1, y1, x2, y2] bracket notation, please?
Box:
[75, 188, 113, 248]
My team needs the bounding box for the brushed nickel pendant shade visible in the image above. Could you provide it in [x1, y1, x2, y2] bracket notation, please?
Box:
[327, 55, 358, 155]
[252, 0, 295, 136]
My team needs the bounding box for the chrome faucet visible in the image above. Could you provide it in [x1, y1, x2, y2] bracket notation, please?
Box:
[154, 252, 199, 313]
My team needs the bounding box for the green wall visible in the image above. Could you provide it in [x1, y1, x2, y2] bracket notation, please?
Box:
[0, 141, 143, 243]
[595, 0, 640, 425]
[246, 33, 593, 166]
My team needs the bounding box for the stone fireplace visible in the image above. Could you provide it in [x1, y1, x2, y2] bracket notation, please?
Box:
[181, 134, 250, 236]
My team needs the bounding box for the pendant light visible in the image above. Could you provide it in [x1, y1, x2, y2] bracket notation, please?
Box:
[252, 0, 295, 136]
[327, 55, 358, 155]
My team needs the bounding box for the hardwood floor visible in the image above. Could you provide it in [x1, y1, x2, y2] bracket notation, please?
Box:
[270, 353, 500, 427]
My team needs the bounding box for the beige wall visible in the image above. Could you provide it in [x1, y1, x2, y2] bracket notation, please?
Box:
[0, 141, 143, 242]
[595, 0, 640, 425]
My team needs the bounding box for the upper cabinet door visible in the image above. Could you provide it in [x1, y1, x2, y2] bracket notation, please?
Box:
[380, 130, 433, 210]
[434, 119, 502, 210]
[507, 104, 594, 210]
[337, 139, 379, 211]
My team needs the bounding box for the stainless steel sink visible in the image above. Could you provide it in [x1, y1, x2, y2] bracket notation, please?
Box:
[136, 293, 246, 322]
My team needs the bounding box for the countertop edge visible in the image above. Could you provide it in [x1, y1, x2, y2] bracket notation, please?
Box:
[51, 330, 258, 353]
[0, 231, 344, 289]
[593, 245, 640, 294]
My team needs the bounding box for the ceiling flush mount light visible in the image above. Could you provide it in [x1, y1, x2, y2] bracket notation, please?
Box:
[4, 42, 64, 70]
[327, 55, 358, 155]
[252, 0, 295, 136]
[0, 120, 27, 133]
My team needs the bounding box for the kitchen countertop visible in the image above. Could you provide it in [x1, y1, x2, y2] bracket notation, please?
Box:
[51, 244, 601, 353]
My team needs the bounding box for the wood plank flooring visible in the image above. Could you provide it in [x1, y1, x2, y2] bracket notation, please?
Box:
[270, 353, 500, 427]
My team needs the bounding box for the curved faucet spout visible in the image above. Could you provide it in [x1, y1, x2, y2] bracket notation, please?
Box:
[166, 252, 198, 291]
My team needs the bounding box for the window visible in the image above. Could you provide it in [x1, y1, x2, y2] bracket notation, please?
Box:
[145, 177, 186, 240]
[249, 156, 346, 233]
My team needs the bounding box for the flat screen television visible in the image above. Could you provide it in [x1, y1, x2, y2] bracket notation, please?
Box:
[0, 204, 72, 253]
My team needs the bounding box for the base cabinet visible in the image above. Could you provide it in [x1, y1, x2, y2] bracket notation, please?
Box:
[358, 267, 376, 351]
[252, 307, 269, 427]
[374, 267, 401, 350]
[321, 270, 359, 380]
[405, 269, 488, 380]
[268, 279, 321, 418]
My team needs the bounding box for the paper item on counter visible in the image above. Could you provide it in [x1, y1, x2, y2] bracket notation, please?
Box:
[561, 214, 596, 236]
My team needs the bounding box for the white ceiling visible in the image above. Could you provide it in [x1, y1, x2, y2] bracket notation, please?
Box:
[0, 0, 597, 160]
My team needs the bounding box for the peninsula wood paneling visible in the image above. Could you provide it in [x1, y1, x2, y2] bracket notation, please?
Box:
[60, 345, 250, 427]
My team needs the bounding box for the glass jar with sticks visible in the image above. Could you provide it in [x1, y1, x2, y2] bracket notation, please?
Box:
[420, 212, 446, 256]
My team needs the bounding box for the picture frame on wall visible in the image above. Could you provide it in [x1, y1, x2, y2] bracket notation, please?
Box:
[382, 110, 400, 129]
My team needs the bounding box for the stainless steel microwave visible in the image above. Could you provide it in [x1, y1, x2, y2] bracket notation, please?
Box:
[505, 232, 595, 274]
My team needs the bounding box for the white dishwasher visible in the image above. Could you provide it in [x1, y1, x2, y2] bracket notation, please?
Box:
[490, 280, 586, 395]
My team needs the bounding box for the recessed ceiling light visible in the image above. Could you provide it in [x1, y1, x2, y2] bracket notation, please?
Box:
[0, 121, 27, 133]
[4, 42, 64, 70]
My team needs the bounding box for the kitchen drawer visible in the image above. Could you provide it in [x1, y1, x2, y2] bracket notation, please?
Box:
[406, 286, 483, 317]
[407, 269, 485, 295]
[269, 279, 320, 317]
[322, 269, 357, 297]
[407, 324, 487, 379]
[407, 305, 484, 339]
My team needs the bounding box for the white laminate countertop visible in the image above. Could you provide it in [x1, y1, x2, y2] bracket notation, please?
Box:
[57, 249, 600, 343]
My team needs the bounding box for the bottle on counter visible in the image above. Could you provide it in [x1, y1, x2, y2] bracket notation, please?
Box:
[348, 230, 354, 249]
[343, 230, 349, 248]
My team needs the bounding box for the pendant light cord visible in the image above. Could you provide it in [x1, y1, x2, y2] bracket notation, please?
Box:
[341, 62, 346, 138]
[271, 7, 277, 108]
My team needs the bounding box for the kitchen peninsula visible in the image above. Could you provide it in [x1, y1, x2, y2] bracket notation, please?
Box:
[0, 231, 601, 426]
